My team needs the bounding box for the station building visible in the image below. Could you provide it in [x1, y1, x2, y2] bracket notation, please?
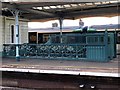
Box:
[0, 16, 28, 55]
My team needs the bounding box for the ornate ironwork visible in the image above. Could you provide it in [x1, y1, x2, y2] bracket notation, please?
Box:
[3, 32, 116, 62]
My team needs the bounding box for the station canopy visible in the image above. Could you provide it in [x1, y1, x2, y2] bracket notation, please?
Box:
[1, 0, 120, 22]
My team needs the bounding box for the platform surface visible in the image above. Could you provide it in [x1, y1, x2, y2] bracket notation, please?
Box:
[1, 55, 119, 77]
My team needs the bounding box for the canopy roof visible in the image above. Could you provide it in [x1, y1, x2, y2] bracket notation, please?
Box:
[1, 0, 120, 22]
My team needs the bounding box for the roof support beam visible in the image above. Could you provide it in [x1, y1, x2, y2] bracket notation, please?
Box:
[2, 2, 16, 10]
[1, 0, 115, 2]
[2, 2, 119, 21]
[26, 6, 119, 21]
[64, 6, 119, 19]
[20, 8, 56, 17]
[17, 2, 80, 9]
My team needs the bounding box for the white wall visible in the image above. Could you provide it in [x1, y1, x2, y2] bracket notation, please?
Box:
[19, 21, 28, 44]
[4, 16, 28, 44]
[0, 16, 4, 52]
[0, 16, 29, 52]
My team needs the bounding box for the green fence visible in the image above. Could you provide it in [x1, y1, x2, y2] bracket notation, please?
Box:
[3, 31, 116, 62]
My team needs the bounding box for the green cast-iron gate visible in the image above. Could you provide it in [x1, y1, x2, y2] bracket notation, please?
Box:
[3, 31, 116, 62]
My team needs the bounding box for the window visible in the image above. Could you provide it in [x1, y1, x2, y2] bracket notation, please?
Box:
[43, 34, 50, 43]
[11, 25, 14, 43]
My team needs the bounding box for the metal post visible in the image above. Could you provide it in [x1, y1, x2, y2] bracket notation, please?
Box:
[15, 10, 20, 61]
[59, 18, 63, 43]
[105, 29, 108, 61]
[114, 29, 117, 58]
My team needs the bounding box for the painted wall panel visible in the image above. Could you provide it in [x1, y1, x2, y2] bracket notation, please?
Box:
[0, 16, 28, 52]
[4, 17, 28, 44]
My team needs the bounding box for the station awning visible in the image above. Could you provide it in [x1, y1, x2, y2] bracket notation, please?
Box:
[1, 0, 120, 22]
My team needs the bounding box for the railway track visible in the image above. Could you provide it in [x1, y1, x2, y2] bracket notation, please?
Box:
[1, 71, 119, 90]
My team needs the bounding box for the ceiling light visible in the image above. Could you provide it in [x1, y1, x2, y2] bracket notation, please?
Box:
[43, 6, 50, 9]
[50, 6, 57, 9]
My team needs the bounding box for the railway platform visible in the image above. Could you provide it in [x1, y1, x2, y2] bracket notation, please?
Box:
[1, 55, 119, 77]
[0, 54, 119, 90]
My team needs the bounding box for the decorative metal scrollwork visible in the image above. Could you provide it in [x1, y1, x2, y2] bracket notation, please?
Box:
[67, 46, 74, 51]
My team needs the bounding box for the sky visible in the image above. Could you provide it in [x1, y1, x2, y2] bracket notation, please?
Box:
[28, 16, 119, 29]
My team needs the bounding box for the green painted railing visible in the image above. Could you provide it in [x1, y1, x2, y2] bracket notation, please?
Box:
[3, 32, 116, 62]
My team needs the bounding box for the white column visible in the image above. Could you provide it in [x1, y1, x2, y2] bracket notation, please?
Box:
[15, 10, 20, 61]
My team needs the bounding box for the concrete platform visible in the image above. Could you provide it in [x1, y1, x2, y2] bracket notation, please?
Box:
[1, 55, 119, 77]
